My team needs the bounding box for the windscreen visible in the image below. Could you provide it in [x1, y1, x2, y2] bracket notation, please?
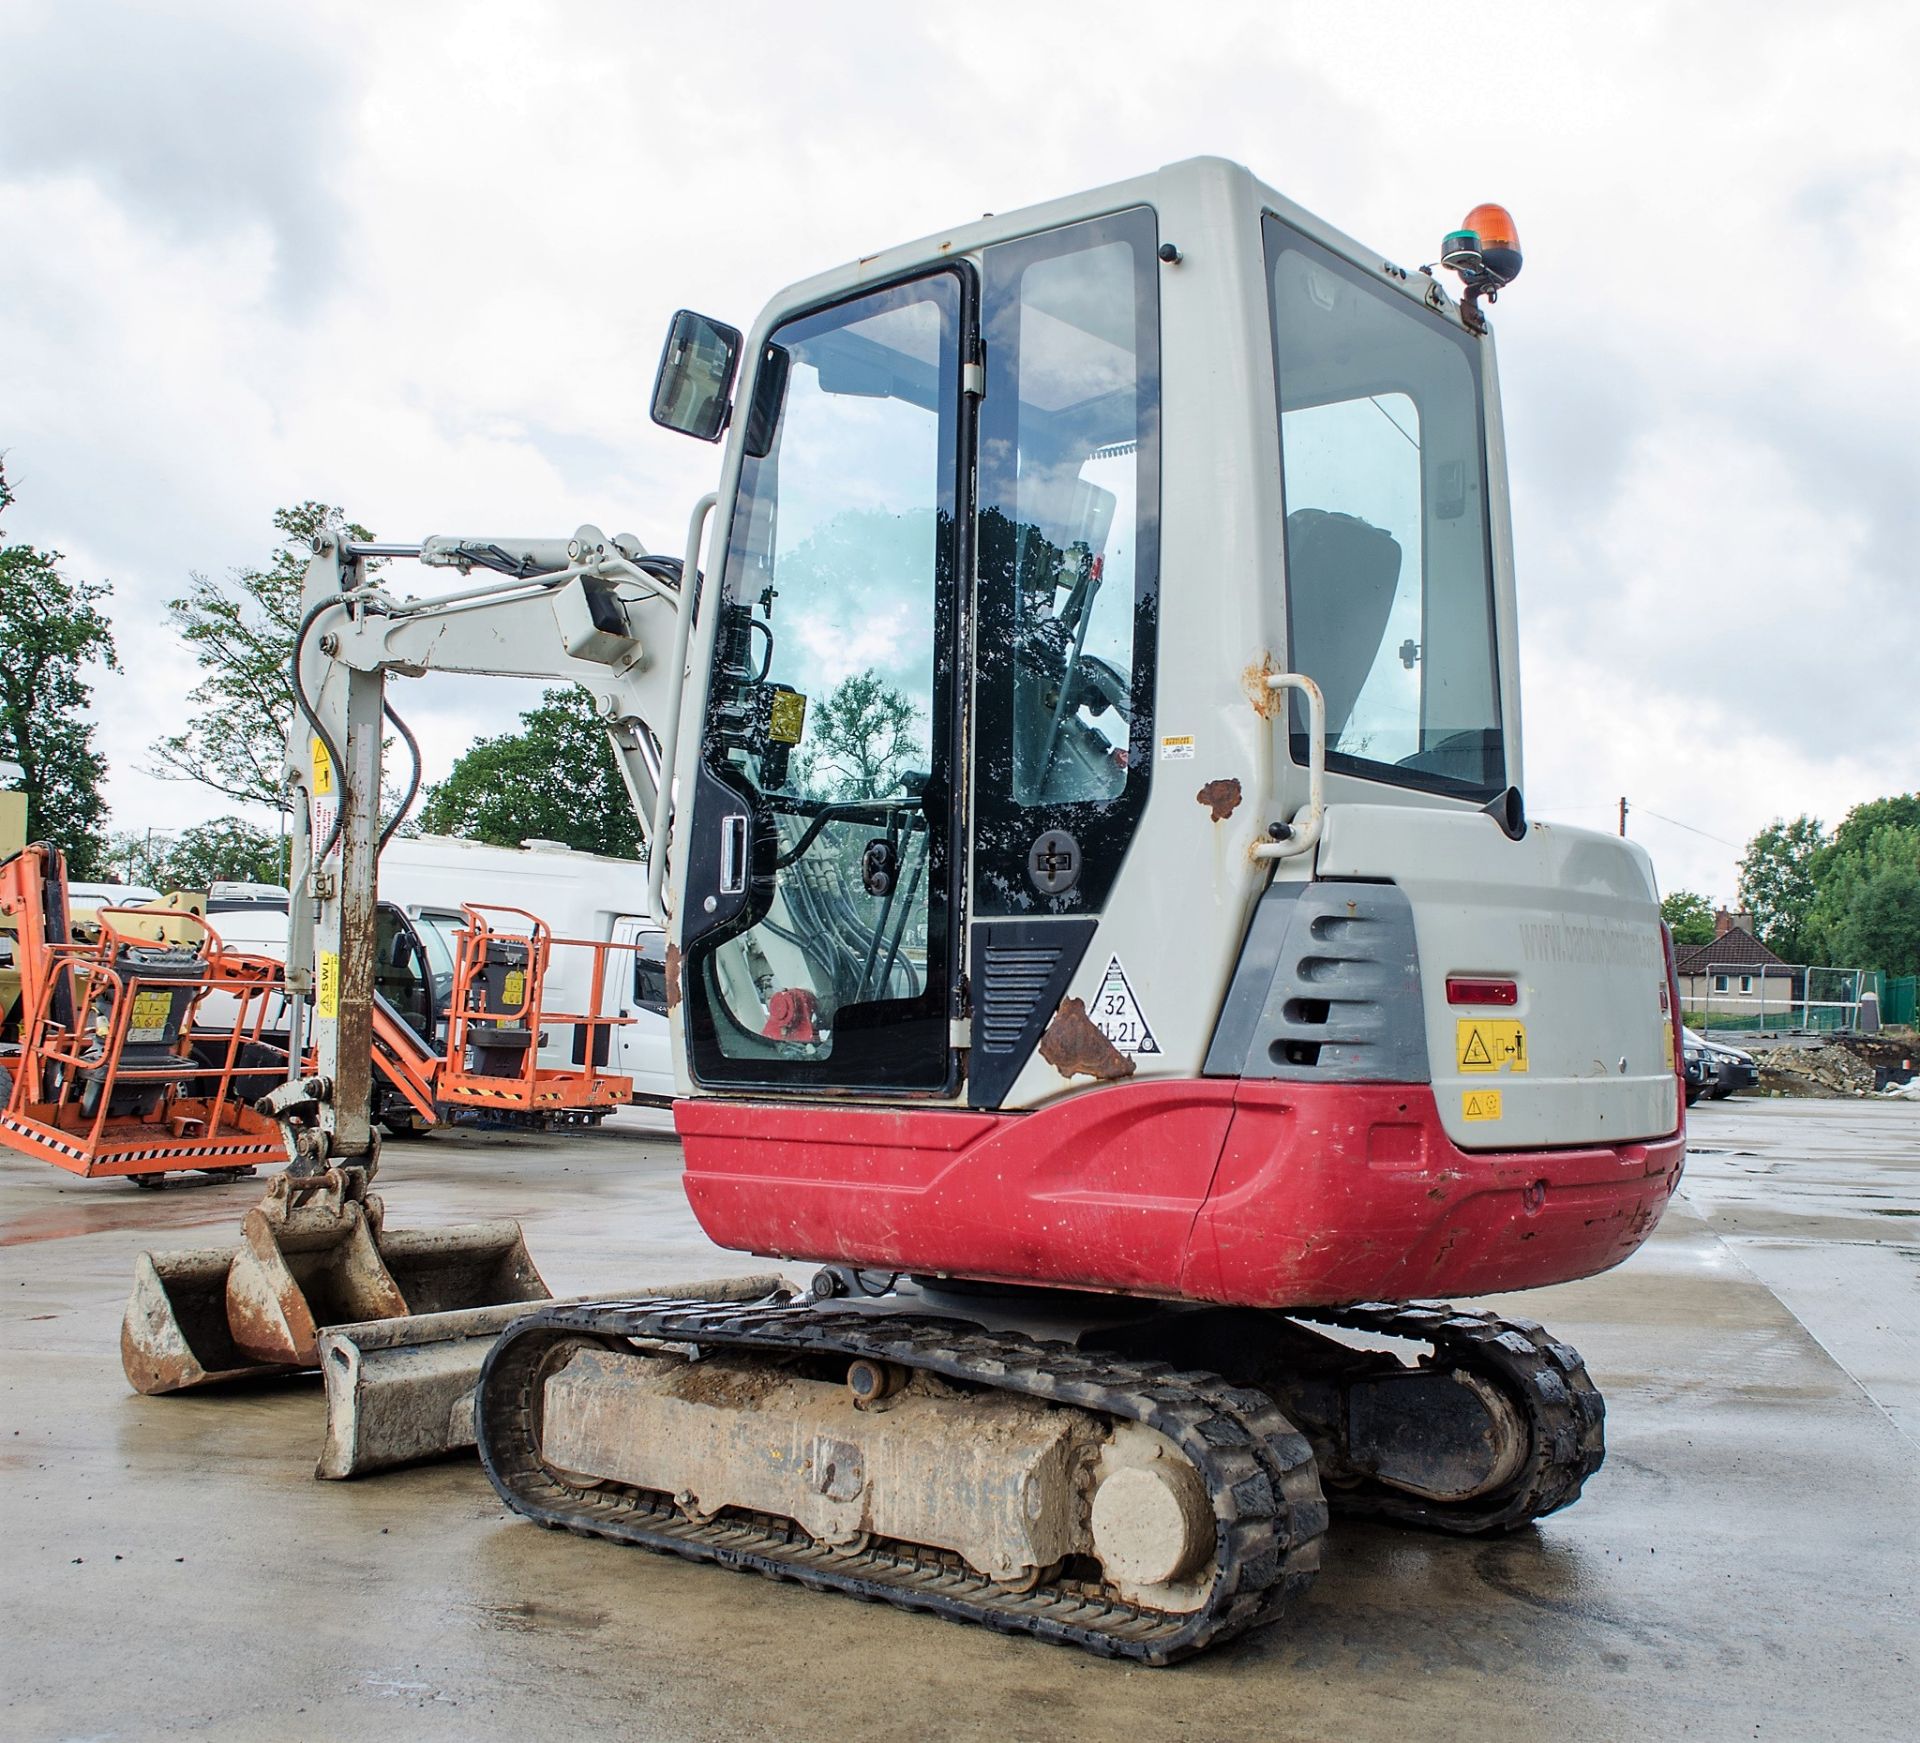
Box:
[1266, 218, 1505, 800]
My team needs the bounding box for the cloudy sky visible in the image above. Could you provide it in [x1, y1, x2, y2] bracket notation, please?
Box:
[3, 0, 1914, 902]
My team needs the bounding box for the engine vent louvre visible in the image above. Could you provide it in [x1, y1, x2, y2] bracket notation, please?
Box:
[1205, 881, 1430, 1083]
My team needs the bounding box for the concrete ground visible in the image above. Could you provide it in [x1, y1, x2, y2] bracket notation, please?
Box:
[3, 1098, 1914, 1743]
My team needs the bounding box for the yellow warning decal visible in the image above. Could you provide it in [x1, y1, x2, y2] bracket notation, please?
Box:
[312, 737, 334, 796]
[317, 950, 340, 1020]
[127, 989, 173, 1041]
[1463, 1089, 1503, 1122]
[1663, 1025, 1675, 1069]
[1457, 1018, 1527, 1074]
[501, 968, 527, 1008]
[767, 689, 807, 747]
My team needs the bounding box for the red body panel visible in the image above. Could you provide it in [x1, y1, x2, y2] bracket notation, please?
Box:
[677, 1080, 1684, 1310]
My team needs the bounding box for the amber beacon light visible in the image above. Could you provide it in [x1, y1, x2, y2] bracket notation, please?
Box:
[1439, 203, 1522, 330]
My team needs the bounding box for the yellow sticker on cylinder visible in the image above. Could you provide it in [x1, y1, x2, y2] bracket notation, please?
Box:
[127, 988, 174, 1042]
[317, 950, 339, 1020]
[312, 737, 334, 796]
[501, 967, 526, 1008]
[1463, 1089, 1503, 1122]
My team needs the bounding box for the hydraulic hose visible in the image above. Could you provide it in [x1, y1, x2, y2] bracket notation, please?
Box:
[289, 599, 351, 865]
[378, 700, 422, 857]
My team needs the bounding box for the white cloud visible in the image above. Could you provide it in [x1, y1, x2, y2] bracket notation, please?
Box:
[3, 0, 1915, 909]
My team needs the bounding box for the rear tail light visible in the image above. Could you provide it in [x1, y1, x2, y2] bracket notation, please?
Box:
[1661, 923, 1686, 1100]
[1446, 977, 1518, 1006]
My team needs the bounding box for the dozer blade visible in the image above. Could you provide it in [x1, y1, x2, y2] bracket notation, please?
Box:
[123, 1166, 552, 1394]
[315, 1273, 789, 1479]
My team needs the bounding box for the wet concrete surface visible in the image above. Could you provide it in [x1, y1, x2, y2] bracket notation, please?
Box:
[2, 1098, 1914, 1741]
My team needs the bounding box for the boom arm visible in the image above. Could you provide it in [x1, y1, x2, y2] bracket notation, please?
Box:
[284, 497, 715, 1165]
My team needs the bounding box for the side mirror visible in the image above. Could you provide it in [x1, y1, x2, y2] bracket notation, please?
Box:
[650, 310, 742, 442]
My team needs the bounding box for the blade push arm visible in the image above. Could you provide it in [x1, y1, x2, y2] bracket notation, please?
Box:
[285, 498, 715, 1164]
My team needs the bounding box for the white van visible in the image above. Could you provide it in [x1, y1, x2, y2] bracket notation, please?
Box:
[376, 836, 670, 1103]
[196, 836, 672, 1104]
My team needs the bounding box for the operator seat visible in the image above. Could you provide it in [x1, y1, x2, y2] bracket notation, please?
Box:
[1283, 508, 1402, 745]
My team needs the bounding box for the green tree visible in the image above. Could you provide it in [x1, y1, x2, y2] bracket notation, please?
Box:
[417, 687, 641, 857]
[104, 827, 174, 887]
[156, 816, 286, 891]
[1660, 889, 1716, 947]
[1827, 794, 1920, 861]
[795, 670, 922, 801]
[1802, 796, 1920, 977]
[150, 502, 372, 812]
[0, 460, 118, 876]
[1736, 815, 1826, 962]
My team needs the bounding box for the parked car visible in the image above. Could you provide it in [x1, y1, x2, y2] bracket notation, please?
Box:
[1681, 1028, 1717, 1106]
[1701, 1033, 1759, 1099]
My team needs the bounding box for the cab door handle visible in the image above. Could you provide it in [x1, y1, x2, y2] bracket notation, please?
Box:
[718, 814, 748, 895]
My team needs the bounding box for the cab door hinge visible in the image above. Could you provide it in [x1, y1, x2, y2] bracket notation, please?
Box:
[961, 360, 986, 400]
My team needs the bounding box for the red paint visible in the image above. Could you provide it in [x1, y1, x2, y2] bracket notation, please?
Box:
[677, 1079, 1685, 1311]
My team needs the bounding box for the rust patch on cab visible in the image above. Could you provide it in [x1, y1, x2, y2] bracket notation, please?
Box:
[1197, 777, 1242, 822]
[1242, 651, 1282, 719]
[1038, 997, 1136, 1082]
[664, 942, 682, 1013]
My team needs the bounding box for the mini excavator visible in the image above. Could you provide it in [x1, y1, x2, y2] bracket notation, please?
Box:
[152, 161, 1686, 1662]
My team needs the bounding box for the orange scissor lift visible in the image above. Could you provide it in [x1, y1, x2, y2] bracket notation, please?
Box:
[0, 844, 288, 1181]
[435, 902, 636, 1126]
[2, 848, 647, 1190]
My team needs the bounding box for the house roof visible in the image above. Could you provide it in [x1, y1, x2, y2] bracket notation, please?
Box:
[1675, 927, 1788, 975]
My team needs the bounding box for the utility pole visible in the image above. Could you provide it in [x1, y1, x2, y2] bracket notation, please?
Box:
[1618, 796, 1628, 838]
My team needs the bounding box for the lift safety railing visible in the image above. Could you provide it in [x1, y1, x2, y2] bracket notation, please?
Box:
[438, 903, 652, 1118]
[3, 907, 290, 1178]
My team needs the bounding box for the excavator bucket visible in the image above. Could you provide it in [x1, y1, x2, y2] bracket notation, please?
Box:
[122, 1246, 275, 1393]
[315, 1273, 790, 1478]
[123, 1167, 550, 1394]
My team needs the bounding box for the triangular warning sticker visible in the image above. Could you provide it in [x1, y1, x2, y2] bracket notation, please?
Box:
[1461, 1029, 1494, 1066]
[1090, 955, 1161, 1056]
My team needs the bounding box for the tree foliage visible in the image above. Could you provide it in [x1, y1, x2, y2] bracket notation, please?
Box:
[1659, 889, 1716, 948]
[1736, 797, 1920, 980]
[150, 502, 372, 812]
[109, 816, 285, 892]
[1736, 815, 1826, 962]
[795, 670, 922, 801]
[417, 687, 641, 857]
[0, 460, 118, 877]
[1802, 798, 1920, 979]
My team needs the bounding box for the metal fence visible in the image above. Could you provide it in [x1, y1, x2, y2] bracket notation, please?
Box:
[1683, 962, 1872, 1034]
[1881, 974, 1918, 1028]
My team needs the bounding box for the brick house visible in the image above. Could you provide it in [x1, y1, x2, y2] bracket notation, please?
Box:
[1674, 908, 1797, 1019]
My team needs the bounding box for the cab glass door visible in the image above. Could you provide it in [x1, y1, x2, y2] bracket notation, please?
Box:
[684, 270, 970, 1091]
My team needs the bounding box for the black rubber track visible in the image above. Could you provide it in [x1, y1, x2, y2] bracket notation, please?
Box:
[475, 1297, 1327, 1665]
[1296, 1300, 1606, 1533]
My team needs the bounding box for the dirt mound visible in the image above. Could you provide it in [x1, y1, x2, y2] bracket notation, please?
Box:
[1756, 1043, 1878, 1098]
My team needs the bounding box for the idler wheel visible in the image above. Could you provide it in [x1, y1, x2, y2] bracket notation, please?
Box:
[1089, 1458, 1214, 1588]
